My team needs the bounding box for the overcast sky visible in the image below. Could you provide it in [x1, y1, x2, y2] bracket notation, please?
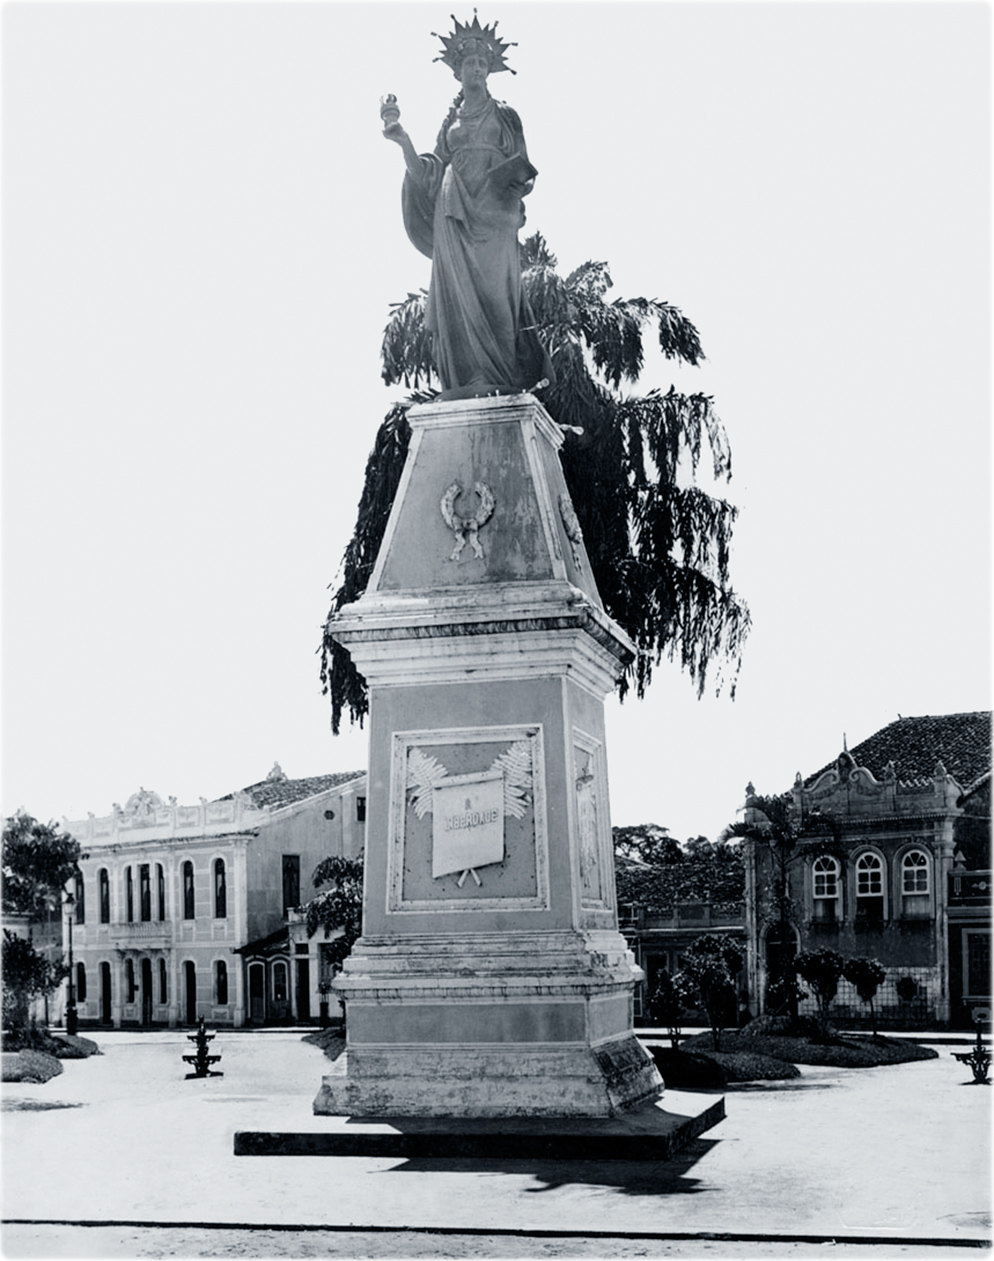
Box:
[3, 2, 990, 843]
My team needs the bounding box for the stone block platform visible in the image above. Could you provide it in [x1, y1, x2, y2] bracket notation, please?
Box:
[233, 1094, 724, 1161]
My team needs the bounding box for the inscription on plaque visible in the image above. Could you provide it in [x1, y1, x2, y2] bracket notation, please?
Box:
[432, 771, 504, 885]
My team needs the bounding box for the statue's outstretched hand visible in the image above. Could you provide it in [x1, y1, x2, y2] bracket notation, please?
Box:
[383, 121, 409, 145]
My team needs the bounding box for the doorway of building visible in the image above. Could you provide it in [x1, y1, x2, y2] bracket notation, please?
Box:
[296, 959, 310, 1023]
[249, 963, 265, 1024]
[100, 961, 112, 1025]
[141, 958, 153, 1026]
[184, 961, 197, 1025]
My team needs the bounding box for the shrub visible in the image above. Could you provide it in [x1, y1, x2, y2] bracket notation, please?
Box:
[1, 931, 68, 1034]
[794, 949, 845, 1031]
[842, 957, 888, 1035]
[681, 934, 744, 1051]
[2, 1049, 63, 1082]
[647, 969, 695, 1047]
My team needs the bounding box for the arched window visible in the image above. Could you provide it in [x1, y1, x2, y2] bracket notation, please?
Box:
[159, 957, 168, 1004]
[125, 867, 134, 922]
[126, 958, 136, 1004]
[139, 864, 151, 922]
[855, 852, 885, 921]
[901, 849, 931, 918]
[214, 859, 227, 919]
[76, 962, 87, 1002]
[99, 869, 110, 923]
[183, 861, 195, 920]
[74, 872, 85, 925]
[812, 856, 841, 921]
[215, 960, 228, 1005]
[156, 864, 165, 921]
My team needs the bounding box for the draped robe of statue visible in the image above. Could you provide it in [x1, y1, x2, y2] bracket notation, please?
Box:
[401, 95, 554, 399]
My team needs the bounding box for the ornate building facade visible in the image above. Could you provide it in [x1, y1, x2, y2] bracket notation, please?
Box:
[742, 712, 991, 1028]
[61, 765, 365, 1028]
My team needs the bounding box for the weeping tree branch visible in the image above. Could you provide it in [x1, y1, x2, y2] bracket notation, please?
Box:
[320, 232, 750, 731]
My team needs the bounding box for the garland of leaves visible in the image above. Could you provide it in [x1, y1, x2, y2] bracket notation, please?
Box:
[320, 233, 750, 732]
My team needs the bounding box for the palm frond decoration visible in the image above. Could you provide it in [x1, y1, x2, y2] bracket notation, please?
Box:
[319, 233, 750, 732]
[406, 747, 450, 819]
[490, 740, 533, 819]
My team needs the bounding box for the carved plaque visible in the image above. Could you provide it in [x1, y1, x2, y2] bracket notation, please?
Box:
[432, 770, 504, 885]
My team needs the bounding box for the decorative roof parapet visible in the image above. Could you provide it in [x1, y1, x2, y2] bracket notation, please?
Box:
[67, 788, 269, 845]
[791, 750, 963, 820]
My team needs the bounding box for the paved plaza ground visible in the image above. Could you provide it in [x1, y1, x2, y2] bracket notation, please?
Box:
[1, 1029, 989, 1259]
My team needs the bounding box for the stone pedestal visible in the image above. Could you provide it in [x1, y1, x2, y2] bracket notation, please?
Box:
[314, 393, 662, 1118]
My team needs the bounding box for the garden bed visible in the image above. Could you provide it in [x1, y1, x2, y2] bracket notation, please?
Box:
[649, 1044, 800, 1085]
[2, 1049, 64, 1083]
[2, 1029, 100, 1059]
[682, 1027, 939, 1069]
[302, 1028, 346, 1062]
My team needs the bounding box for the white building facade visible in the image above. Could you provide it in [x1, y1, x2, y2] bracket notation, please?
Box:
[62, 767, 366, 1029]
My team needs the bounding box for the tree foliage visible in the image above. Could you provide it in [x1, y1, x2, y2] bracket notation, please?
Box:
[2, 811, 84, 922]
[680, 933, 744, 1051]
[321, 233, 749, 733]
[843, 956, 888, 1036]
[647, 967, 695, 1048]
[302, 856, 364, 980]
[613, 826, 744, 912]
[613, 823, 682, 866]
[2, 929, 68, 1033]
[794, 949, 846, 1025]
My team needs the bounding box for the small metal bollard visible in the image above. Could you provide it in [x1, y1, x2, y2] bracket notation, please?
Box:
[952, 1017, 991, 1084]
[183, 1016, 223, 1079]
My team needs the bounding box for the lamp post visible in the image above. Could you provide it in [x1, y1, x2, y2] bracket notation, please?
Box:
[65, 891, 78, 1036]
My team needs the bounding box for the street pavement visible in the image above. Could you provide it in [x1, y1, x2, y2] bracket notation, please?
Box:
[1, 1028, 989, 1258]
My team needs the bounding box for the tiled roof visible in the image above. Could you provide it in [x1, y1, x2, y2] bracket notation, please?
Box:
[217, 769, 365, 811]
[805, 712, 991, 791]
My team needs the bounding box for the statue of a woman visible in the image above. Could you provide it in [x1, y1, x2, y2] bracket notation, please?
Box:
[383, 15, 554, 400]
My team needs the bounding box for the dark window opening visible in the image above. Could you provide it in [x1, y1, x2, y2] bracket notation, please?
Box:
[76, 962, 86, 1002]
[157, 864, 165, 921]
[183, 861, 195, 920]
[216, 960, 228, 1005]
[126, 867, 134, 922]
[74, 873, 85, 925]
[99, 869, 110, 923]
[140, 864, 151, 922]
[356, 797, 366, 823]
[159, 957, 168, 1004]
[273, 961, 287, 1004]
[282, 855, 300, 916]
[214, 859, 227, 919]
[126, 958, 136, 1004]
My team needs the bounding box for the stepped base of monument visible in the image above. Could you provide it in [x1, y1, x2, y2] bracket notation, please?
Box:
[234, 1093, 724, 1161]
[309, 1034, 662, 1119]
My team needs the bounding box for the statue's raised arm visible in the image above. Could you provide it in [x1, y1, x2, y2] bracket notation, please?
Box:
[382, 14, 554, 401]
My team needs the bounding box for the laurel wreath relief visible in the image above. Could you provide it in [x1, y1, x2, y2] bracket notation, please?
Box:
[440, 481, 496, 561]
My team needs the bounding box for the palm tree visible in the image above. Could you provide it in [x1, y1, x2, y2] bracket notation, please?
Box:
[722, 795, 844, 1026]
[320, 232, 750, 733]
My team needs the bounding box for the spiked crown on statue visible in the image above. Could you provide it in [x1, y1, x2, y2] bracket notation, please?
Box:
[433, 11, 516, 76]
